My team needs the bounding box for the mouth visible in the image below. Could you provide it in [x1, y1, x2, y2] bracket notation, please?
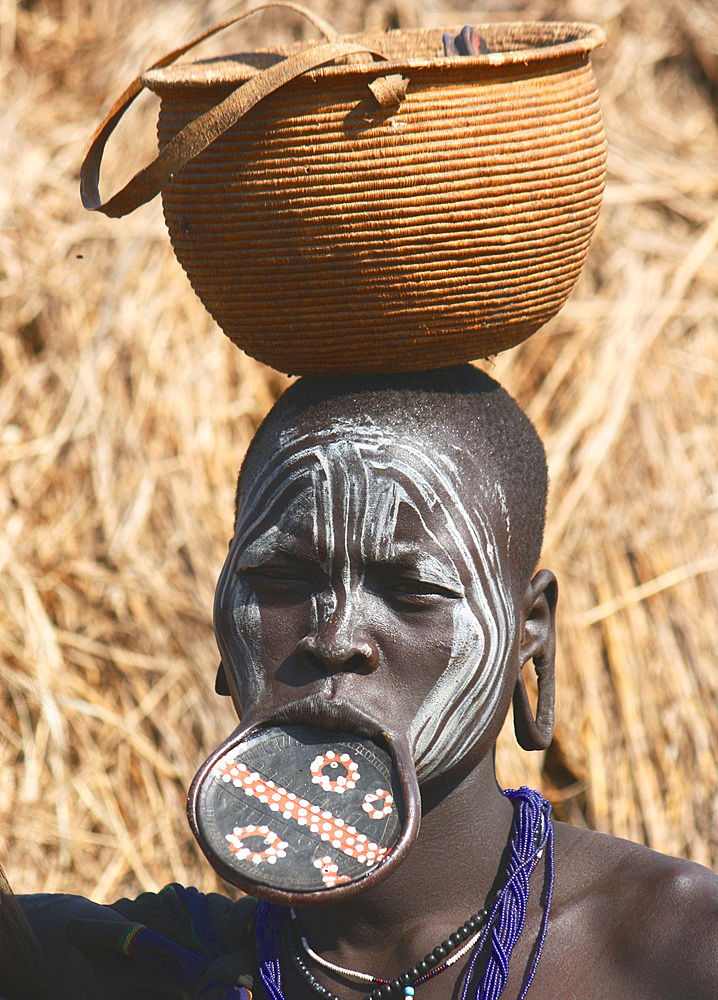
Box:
[187, 703, 421, 906]
[266, 693, 390, 746]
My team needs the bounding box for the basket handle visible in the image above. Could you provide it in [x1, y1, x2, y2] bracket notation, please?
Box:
[80, 2, 387, 218]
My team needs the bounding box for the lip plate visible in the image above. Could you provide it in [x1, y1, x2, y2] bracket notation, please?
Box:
[188, 715, 421, 906]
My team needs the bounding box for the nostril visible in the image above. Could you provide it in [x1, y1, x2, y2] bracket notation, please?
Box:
[341, 651, 377, 674]
[295, 641, 328, 676]
[296, 635, 378, 674]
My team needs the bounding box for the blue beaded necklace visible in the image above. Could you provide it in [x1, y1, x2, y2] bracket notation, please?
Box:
[256, 787, 554, 1000]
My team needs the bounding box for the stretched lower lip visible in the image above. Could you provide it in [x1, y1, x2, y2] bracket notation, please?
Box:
[266, 695, 390, 746]
[187, 712, 421, 906]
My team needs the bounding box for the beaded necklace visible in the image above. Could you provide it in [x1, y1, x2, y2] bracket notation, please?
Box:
[256, 787, 554, 1000]
[290, 903, 486, 990]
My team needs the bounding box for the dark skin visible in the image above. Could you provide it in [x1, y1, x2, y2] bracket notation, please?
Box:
[6, 408, 716, 1000]
[217, 417, 718, 1000]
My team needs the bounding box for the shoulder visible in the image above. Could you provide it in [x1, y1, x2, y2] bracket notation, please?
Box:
[632, 851, 718, 1000]
[15, 893, 126, 1000]
[552, 824, 718, 1000]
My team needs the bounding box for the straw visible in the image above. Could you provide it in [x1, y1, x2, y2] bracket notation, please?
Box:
[1, 0, 716, 899]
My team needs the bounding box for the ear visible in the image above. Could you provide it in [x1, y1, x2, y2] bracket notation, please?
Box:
[215, 660, 231, 697]
[512, 568, 558, 751]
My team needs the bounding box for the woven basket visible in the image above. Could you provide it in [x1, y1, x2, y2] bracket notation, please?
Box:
[82, 6, 606, 375]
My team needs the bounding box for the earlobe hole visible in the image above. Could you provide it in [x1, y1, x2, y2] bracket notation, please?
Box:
[215, 661, 231, 696]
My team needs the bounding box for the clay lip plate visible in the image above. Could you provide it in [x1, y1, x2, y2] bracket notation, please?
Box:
[191, 724, 406, 898]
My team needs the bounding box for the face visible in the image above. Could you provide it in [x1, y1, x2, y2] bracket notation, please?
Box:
[214, 419, 518, 787]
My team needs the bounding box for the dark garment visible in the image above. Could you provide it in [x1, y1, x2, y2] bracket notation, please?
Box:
[13, 885, 258, 1000]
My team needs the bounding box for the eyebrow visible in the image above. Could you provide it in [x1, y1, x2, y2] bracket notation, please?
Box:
[369, 544, 464, 590]
[233, 529, 317, 569]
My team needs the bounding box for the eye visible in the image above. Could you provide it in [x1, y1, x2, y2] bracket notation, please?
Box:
[248, 566, 308, 581]
[385, 577, 462, 604]
[391, 580, 441, 594]
[239, 562, 321, 593]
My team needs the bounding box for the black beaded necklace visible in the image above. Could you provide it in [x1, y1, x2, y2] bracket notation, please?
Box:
[288, 899, 497, 1000]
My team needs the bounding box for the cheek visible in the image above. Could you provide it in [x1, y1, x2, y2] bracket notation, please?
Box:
[446, 602, 487, 674]
[410, 600, 486, 715]
[215, 576, 264, 706]
[361, 601, 459, 716]
[217, 573, 320, 707]
[255, 599, 314, 663]
[408, 596, 513, 782]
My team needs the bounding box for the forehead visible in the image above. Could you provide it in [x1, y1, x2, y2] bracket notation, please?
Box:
[236, 421, 511, 565]
[244, 419, 490, 496]
[241, 422, 464, 515]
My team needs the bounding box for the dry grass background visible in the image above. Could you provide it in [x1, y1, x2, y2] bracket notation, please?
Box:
[1, 0, 717, 900]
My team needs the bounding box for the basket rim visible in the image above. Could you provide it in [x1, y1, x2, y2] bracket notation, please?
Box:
[143, 21, 606, 91]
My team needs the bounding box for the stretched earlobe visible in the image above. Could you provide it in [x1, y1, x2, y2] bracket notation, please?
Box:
[513, 569, 557, 751]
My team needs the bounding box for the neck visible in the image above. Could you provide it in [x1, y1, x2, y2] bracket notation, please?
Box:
[295, 755, 515, 964]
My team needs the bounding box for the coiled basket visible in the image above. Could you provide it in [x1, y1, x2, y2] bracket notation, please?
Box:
[82, 6, 607, 375]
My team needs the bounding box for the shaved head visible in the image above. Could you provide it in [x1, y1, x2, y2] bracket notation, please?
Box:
[236, 365, 548, 596]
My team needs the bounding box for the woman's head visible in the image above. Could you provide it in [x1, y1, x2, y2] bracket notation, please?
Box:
[217, 366, 553, 786]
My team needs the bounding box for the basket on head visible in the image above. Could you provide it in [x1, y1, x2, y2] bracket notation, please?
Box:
[82, 4, 607, 376]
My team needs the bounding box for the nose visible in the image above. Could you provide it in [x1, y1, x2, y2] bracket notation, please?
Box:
[295, 618, 379, 676]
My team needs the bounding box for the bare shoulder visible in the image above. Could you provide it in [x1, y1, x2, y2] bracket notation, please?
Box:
[549, 823, 718, 1000]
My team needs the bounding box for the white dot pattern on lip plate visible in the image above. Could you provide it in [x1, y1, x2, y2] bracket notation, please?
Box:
[313, 855, 351, 888]
[362, 788, 394, 820]
[217, 758, 389, 866]
[225, 824, 288, 865]
[310, 750, 361, 793]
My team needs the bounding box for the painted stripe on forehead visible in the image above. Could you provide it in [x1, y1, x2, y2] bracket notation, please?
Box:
[236, 438, 387, 576]
[238, 435, 489, 584]
[239, 421, 470, 536]
[235, 428, 514, 644]
[235, 463, 315, 553]
[238, 432, 514, 608]
[238, 422, 391, 514]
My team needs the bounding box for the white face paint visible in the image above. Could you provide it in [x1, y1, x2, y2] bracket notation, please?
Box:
[214, 420, 516, 785]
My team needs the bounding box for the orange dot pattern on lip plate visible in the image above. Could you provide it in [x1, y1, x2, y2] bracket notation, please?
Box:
[225, 824, 288, 865]
[314, 855, 351, 887]
[217, 759, 390, 866]
[310, 750, 361, 793]
[362, 788, 394, 820]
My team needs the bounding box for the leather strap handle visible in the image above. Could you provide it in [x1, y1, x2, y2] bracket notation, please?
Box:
[80, 3, 386, 218]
